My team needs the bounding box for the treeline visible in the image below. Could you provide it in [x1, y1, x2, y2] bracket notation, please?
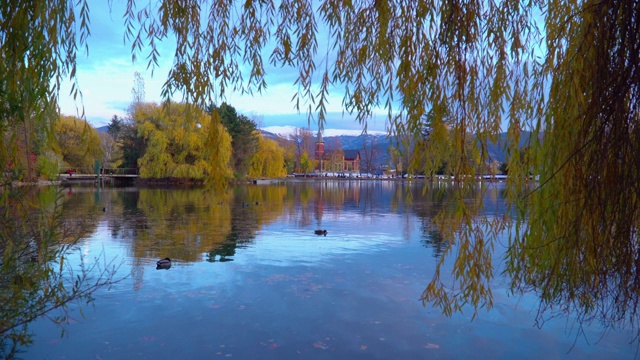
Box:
[31, 102, 299, 183]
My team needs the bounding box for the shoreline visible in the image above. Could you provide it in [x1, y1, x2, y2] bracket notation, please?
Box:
[7, 174, 515, 188]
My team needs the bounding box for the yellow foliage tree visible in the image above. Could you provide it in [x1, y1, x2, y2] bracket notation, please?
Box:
[205, 111, 234, 190]
[132, 102, 232, 182]
[298, 151, 315, 175]
[248, 132, 287, 178]
[54, 115, 104, 172]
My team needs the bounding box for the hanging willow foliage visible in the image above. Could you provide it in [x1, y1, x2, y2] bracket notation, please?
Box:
[2, 0, 640, 338]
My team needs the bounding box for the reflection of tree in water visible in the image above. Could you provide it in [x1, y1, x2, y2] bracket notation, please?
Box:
[408, 183, 456, 260]
[49, 182, 640, 347]
[0, 186, 120, 356]
[206, 186, 283, 262]
[420, 224, 449, 259]
[109, 189, 149, 240]
[206, 217, 255, 263]
[206, 203, 257, 262]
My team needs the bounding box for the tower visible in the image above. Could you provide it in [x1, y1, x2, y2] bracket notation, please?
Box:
[314, 129, 325, 171]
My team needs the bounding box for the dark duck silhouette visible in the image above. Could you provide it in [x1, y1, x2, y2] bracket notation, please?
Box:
[314, 230, 327, 236]
[156, 257, 172, 270]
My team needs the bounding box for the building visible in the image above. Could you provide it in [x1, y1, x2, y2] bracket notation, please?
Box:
[341, 150, 361, 173]
[314, 130, 361, 174]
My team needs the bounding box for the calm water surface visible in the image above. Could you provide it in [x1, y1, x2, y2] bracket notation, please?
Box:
[24, 181, 634, 359]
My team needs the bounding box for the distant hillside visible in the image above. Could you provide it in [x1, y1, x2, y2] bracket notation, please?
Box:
[258, 130, 532, 166]
[324, 134, 392, 168]
[257, 129, 282, 142]
[482, 131, 533, 163]
[322, 132, 533, 165]
[98, 123, 529, 169]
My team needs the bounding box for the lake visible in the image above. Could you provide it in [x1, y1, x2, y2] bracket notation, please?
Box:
[22, 180, 635, 359]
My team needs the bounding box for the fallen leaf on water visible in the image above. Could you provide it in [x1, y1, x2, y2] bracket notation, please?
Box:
[313, 341, 329, 350]
[260, 340, 281, 350]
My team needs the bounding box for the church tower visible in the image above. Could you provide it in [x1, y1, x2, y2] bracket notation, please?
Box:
[314, 129, 325, 171]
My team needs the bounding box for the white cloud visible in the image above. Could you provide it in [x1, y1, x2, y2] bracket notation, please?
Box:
[57, 2, 393, 134]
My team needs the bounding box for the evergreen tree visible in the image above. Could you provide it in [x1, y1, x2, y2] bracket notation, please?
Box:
[207, 103, 258, 179]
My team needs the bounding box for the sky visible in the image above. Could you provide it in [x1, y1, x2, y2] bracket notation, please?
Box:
[58, 1, 388, 137]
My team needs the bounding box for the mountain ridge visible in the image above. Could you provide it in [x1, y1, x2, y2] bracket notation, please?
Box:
[261, 129, 532, 166]
[98, 124, 527, 168]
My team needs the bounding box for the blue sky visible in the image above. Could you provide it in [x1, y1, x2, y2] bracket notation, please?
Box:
[58, 1, 387, 137]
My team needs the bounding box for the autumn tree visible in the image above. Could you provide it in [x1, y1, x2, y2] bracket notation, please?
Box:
[299, 151, 315, 175]
[248, 132, 287, 178]
[132, 102, 232, 181]
[54, 116, 104, 172]
[275, 135, 296, 174]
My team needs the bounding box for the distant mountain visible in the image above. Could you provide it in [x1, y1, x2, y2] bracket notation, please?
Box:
[323, 132, 533, 165]
[257, 129, 283, 142]
[324, 134, 392, 168]
[257, 129, 532, 166]
[98, 123, 529, 170]
[481, 131, 533, 163]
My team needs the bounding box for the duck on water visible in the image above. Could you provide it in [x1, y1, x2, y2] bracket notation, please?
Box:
[156, 257, 172, 270]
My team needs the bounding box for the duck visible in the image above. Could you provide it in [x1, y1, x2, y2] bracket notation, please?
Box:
[242, 202, 249, 207]
[314, 229, 328, 236]
[156, 257, 172, 270]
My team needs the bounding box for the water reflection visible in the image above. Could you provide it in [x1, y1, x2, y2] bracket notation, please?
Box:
[421, 228, 449, 258]
[13, 181, 638, 358]
[79, 181, 458, 266]
[0, 185, 121, 357]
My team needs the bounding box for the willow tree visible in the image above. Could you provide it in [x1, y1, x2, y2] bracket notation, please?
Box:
[2, 0, 640, 343]
[54, 115, 104, 172]
[248, 132, 287, 178]
[132, 102, 233, 181]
